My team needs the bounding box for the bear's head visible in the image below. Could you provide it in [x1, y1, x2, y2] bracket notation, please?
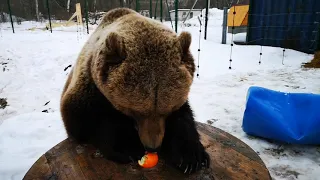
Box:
[91, 10, 195, 151]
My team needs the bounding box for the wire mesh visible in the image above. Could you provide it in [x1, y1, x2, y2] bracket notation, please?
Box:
[227, 12, 320, 53]
[246, 0, 320, 54]
[223, 1, 320, 68]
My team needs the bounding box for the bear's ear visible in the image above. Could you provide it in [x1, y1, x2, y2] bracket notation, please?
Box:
[101, 8, 136, 25]
[178, 31, 192, 54]
[105, 32, 126, 62]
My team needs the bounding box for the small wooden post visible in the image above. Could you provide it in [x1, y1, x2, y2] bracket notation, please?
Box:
[76, 3, 83, 27]
[66, 3, 83, 27]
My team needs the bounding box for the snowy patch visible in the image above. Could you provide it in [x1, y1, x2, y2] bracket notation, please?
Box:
[0, 112, 66, 180]
[233, 32, 247, 43]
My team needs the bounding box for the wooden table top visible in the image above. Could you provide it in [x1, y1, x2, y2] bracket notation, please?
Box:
[23, 122, 271, 180]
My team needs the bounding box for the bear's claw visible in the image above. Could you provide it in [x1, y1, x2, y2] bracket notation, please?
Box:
[168, 141, 210, 174]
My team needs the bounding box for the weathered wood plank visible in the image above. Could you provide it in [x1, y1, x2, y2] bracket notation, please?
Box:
[23, 156, 53, 180]
[44, 139, 87, 180]
[196, 123, 264, 164]
[23, 122, 271, 180]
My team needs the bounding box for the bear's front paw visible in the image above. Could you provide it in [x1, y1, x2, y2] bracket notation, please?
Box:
[169, 141, 210, 174]
[101, 149, 140, 164]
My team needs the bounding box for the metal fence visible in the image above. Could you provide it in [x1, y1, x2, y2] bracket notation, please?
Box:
[219, 1, 320, 69]
[246, 0, 320, 54]
[1, 0, 218, 34]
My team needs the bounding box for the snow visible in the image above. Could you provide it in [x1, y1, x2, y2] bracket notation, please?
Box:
[0, 113, 66, 179]
[233, 32, 247, 43]
[1, 8, 320, 180]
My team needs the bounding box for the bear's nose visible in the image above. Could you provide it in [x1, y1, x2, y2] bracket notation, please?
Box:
[145, 146, 161, 153]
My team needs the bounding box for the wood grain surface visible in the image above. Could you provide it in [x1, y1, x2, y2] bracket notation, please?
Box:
[23, 122, 271, 180]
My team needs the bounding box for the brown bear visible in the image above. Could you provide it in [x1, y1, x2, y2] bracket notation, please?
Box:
[60, 8, 210, 174]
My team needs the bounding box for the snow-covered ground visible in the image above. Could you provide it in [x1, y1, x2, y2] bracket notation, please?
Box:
[1, 8, 320, 180]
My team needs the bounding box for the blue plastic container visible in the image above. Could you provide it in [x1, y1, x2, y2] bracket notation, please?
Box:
[242, 86, 320, 145]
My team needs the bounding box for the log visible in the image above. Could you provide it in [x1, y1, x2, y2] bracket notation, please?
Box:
[23, 122, 272, 180]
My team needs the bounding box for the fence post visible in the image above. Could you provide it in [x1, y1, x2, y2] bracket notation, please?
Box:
[222, 7, 228, 44]
[150, 0, 152, 18]
[7, 0, 14, 33]
[174, 0, 178, 33]
[154, 0, 158, 19]
[136, 0, 140, 12]
[160, 0, 163, 22]
[204, 0, 209, 40]
[84, 0, 89, 34]
[45, 0, 52, 33]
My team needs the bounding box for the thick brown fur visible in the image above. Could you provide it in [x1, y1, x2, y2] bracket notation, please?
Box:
[60, 8, 209, 174]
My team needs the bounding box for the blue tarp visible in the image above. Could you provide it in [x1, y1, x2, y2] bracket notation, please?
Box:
[242, 86, 320, 145]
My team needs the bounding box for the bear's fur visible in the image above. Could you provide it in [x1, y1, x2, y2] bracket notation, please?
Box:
[60, 8, 210, 174]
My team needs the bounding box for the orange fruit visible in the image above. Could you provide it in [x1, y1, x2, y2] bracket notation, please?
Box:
[138, 152, 158, 168]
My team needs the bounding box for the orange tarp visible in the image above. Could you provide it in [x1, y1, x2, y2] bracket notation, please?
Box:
[227, 5, 249, 27]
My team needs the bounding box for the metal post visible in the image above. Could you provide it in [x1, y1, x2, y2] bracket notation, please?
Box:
[150, 0, 152, 18]
[222, 7, 228, 44]
[46, 0, 52, 33]
[7, 0, 14, 33]
[204, 0, 209, 40]
[160, 0, 163, 22]
[85, 0, 89, 34]
[174, 0, 178, 33]
[136, 0, 140, 12]
[154, 0, 158, 19]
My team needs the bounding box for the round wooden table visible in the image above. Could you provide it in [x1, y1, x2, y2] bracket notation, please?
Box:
[23, 122, 271, 180]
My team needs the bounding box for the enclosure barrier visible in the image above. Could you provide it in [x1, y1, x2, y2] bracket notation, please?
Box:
[222, 0, 320, 70]
[3, 0, 204, 35]
[3, 0, 319, 71]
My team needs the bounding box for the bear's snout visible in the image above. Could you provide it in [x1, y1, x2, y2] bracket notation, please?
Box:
[145, 146, 161, 153]
[136, 117, 165, 151]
